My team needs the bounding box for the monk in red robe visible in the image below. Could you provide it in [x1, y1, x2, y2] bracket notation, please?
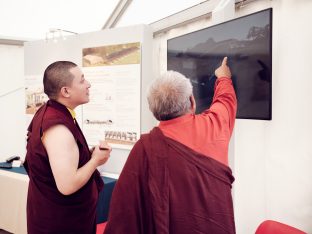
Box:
[24, 61, 112, 233]
[105, 57, 237, 234]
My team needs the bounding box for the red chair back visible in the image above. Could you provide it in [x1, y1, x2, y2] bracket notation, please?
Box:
[255, 220, 306, 234]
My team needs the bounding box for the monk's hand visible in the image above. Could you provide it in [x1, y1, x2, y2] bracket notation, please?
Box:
[91, 141, 112, 166]
[215, 57, 231, 79]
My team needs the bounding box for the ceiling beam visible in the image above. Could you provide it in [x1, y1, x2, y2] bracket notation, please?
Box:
[150, 0, 260, 37]
[102, 0, 133, 29]
[0, 36, 27, 46]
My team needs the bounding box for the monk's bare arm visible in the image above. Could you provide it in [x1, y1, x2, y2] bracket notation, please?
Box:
[43, 125, 111, 195]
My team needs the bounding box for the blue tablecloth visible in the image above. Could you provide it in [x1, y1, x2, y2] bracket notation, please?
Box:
[0, 166, 116, 223]
[0, 165, 27, 174]
[97, 176, 116, 223]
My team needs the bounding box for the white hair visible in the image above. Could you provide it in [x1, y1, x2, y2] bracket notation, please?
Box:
[147, 70, 193, 121]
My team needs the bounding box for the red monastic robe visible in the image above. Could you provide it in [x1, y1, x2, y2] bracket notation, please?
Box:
[104, 127, 235, 234]
[24, 100, 104, 234]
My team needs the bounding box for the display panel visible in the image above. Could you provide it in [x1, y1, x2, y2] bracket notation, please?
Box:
[167, 8, 272, 120]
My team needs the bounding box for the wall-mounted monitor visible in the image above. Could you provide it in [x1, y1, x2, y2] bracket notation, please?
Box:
[167, 8, 272, 120]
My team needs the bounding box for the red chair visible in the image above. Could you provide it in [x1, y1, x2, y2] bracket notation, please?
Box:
[255, 220, 307, 234]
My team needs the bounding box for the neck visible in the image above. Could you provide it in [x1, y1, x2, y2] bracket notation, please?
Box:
[53, 98, 76, 110]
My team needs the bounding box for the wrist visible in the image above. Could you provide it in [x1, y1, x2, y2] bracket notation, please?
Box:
[217, 76, 230, 79]
[89, 156, 99, 168]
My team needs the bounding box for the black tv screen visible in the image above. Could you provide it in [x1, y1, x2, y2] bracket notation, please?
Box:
[167, 8, 272, 120]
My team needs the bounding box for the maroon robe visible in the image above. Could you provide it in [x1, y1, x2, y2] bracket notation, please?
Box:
[24, 100, 104, 234]
[104, 127, 235, 234]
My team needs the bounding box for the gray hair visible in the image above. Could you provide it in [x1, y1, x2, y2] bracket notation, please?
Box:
[147, 70, 193, 121]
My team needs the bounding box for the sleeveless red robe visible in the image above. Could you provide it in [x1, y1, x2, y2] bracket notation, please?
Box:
[24, 100, 104, 234]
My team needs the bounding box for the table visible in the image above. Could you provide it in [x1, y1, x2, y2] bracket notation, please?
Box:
[0, 167, 28, 234]
[0, 167, 116, 234]
[97, 176, 116, 223]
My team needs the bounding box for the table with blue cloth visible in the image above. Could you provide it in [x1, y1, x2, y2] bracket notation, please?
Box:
[0, 166, 116, 233]
[96, 175, 117, 223]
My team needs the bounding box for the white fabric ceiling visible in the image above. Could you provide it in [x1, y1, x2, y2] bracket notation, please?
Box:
[0, 0, 204, 41]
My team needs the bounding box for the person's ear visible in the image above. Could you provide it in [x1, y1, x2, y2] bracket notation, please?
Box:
[190, 95, 196, 114]
[60, 87, 70, 98]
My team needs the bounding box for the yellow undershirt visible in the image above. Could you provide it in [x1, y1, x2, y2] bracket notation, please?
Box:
[66, 107, 76, 121]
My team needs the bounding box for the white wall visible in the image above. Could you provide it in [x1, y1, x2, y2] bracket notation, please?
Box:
[0, 44, 25, 162]
[152, 0, 312, 233]
[235, 1, 312, 233]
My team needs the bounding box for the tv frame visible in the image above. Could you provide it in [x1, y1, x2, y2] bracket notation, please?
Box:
[167, 8, 273, 120]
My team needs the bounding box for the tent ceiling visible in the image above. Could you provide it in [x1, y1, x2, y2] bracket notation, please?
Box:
[0, 0, 205, 41]
[0, 0, 119, 40]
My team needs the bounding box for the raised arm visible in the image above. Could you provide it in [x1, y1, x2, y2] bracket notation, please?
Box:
[203, 57, 237, 133]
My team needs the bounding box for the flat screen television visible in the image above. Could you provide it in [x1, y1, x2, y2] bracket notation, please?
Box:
[167, 8, 272, 120]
